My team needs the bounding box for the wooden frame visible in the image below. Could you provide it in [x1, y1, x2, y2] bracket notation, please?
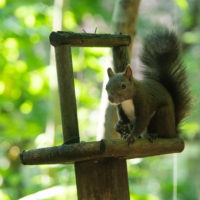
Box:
[20, 31, 184, 200]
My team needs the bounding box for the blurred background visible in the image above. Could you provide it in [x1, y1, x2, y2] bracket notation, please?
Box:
[0, 0, 200, 199]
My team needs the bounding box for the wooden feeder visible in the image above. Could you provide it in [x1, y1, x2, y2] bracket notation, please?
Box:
[20, 31, 184, 200]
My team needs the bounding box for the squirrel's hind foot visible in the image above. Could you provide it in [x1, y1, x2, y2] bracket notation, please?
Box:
[144, 133, 158, 143]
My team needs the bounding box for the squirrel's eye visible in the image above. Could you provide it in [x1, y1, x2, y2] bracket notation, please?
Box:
[121, 83, 126, 89]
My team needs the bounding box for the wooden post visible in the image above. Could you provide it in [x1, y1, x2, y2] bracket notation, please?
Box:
[54, 45, 79, 143]
[75, 158, 129, 200]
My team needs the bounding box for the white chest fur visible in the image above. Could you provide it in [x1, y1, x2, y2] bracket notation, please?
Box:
[121, 99, 135, 121]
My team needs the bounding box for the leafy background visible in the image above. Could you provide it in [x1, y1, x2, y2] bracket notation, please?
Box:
[0, 0, 200, 199]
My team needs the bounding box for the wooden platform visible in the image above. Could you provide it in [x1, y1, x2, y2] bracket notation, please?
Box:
[20, 138, 184, 165]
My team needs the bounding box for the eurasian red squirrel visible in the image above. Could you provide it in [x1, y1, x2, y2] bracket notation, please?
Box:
[106, 28, 190, 144]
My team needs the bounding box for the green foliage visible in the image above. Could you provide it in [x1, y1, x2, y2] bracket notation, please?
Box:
[0, 0, 51, 144]
[0, 0, 200, 199]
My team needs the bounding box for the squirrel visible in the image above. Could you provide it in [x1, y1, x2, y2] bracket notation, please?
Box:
[106, 28, 190, 144]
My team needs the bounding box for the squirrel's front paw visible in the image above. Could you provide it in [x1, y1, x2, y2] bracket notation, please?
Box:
[115, 121, 130, 135]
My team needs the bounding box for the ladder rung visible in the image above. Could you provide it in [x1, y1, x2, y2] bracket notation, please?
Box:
[49, 31, 131, 47]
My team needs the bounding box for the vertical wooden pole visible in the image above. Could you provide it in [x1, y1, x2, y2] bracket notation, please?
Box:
[75, 158, 130, 200]
[54, 45, 79, 144]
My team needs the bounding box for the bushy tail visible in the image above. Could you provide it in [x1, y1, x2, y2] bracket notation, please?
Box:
[141, 27, 190, 126]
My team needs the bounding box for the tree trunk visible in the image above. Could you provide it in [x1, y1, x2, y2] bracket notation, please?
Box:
[112, 0, 141, 52]
[97, 0, 141, 140]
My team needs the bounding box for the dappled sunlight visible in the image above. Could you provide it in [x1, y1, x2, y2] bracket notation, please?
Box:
[24, 15, 36, 27]
[28, 72, 45, 95]
[181, 122, 200, 139]
[35, 133, 54, 148]
[20, 101, 33, 114]
[0, 0, 6, 8]
[15, 60, 28, 73]
[173, 0, 188, 9]
[4, 38, 18, 49]
[3, 38, 19, 62]
[0, 81, 5, 95]
[63, 11, 77, 30]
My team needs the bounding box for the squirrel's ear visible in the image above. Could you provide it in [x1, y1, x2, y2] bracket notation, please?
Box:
[107, 68, 114, 78]
[124, 64, 133, 79]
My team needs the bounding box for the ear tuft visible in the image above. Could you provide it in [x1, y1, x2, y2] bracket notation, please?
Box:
[124, 64, 133, 79]
[107, 68, 114, 78]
